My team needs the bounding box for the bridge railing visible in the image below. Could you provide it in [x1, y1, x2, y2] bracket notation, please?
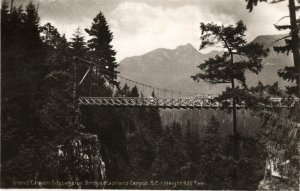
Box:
[78, 97, 299, 109]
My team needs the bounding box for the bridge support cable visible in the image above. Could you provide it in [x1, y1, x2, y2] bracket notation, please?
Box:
[73, 56, 300, 109]
[116, 74, 205, 99]
[74, 58, 207, 99]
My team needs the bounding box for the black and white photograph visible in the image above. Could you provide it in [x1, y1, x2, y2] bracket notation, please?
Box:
[1, 0, 300, 190]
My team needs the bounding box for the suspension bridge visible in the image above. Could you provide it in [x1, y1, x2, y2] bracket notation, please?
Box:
[78, 96, 299, 109]
[74, 57, 299, 109]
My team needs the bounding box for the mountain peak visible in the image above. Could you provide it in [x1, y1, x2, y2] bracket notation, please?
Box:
[119, 34, 292, 94]
[174, 43, 199, 54]
[175, 43, 195, 50]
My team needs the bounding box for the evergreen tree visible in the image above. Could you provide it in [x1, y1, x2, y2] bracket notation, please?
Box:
[150, 132, 174, 182]
[79, 12, 127, 183]
[121, 84, 131, 96]
[39, 23, 90, 185]
[1, 1, 47, 186]
[249, 81, 300, 188]
[192, 20, 268, 189]
[130, 85, 139, 97]
[171, 121, 182, 140]
[1, 1, 11, 51]
[183, 120, 200, 164]
[206, 115, 220, 135]
[244, 0, 300, 188]
[40, 22, 74, 143]
[245, 0, 267, 11]
[274, 0, 300, 96]
[85, 12, 118, 86]
[70, 27, 90, 95]
[244, 0, 300, 96]
[71, 27, 87, 58]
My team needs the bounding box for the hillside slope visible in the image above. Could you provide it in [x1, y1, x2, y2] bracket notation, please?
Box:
[118, 35, 293, 94]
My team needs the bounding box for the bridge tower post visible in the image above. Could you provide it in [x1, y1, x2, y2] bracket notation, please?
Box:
[73, 56, 80, 130]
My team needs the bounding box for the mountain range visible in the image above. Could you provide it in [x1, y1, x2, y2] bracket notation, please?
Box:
[118, 34, 294, 95]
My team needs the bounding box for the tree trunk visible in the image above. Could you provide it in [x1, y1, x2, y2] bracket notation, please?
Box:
[10, 0, 14, 13]
[231, 78, 238, 189]
[89, 66, 93, 96]
[288, 0, 300, 96]
[288, 1, 300, 189]
[230, 51, 239, 189]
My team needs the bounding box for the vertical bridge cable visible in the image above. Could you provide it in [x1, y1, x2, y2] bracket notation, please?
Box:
[75, 57, 215, 99]
[75, 57, 299, 110]
[116, 75, 206, 99]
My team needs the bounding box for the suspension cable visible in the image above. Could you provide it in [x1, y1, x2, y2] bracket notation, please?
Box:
[75, 56, 215, 98]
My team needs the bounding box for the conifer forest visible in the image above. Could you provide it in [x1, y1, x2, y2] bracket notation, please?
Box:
[1, 0, 300, 190]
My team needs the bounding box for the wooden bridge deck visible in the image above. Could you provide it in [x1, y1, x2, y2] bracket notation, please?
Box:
[78, 97, 299, 109]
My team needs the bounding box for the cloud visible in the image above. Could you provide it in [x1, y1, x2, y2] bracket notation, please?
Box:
[12, 0, 118, 24]
[109, 1, 288, 61]
[13, 0, 290, 61]
[109, 2, 237, 61]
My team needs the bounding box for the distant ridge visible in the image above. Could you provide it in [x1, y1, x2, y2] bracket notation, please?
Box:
[118, 34, 293, 94]
[252, 34, 287, 48]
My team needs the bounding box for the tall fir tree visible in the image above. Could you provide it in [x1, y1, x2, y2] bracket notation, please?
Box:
[130, 85, 139, 97]
[71, 27, 87, 58]
[40, 23, 74, 145]
[192, 20, 268, 189]
[70, 27, 91, 96]
[244, 0, 300, 96]
[206, 115, 220, 135]
[85, 12, 118, 86]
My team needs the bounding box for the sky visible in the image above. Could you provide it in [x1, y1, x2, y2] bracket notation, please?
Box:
[11, 0, 296, 61]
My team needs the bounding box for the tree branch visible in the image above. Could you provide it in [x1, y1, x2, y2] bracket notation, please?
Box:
[275, 16, 290, 24]
[274, 35, 291, 44]
[270, 0, 286, 4]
